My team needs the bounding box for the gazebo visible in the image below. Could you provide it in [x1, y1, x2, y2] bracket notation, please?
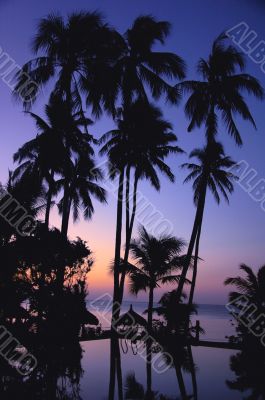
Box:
[117, 304, 147, 335]
[116, 305, 147, 354]
[81, 309, 99, 326]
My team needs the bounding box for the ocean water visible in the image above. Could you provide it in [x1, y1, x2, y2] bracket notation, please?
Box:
[80, 340, 242, 400]
[80, 301, 244, 399]
[88, 299, 235, 341]
[77, 300, 245, 399]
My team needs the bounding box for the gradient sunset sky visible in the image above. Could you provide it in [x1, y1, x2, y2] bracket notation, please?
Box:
[0, 0, 265, 304]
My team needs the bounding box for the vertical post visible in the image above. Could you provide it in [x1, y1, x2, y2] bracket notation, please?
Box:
[195, 320, 200, 342]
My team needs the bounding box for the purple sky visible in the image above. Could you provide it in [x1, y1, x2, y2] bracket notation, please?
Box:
[0, 0, 265, 304]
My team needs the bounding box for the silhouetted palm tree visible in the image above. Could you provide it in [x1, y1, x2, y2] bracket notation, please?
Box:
[227, 343, 265, 399]
[224, 264, 265, 307]
[13, 99, 66, 229]
[56, 155, 106, 236]
[7, 172, 45, 216]
[154, 290, 197, 334]
[14, 11, 120, 116]
[176, 141, 237, 304]
[178, 33, 264, 145]
[128, 226, 186, 333]
[13, 97, 95, 232]
[111, 15, 186, 110]
[100, 101, 183, 311]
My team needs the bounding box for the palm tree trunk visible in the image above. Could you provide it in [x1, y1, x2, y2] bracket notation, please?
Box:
[125, 165, 131, 241]
[108, 166, 125, 400]
[145, 285, 154, 397]
[58, 185, 71, 290]
[175, 182, 207, 303]
[111, 168, 125, 328]
[174, 361, 188, 400]
[109, 337, 124, 400]
[146, 343, 152, 398]
[116, 339, 123, 400]
[61, 181, 71, 239]
[109, 338, 116, 400]
[148, 286, 154, 333]
[188, 223, 202, 308]
[45, 171, 54, 230]
[188, 345, 198, 400]
[119, 172, 139, 305]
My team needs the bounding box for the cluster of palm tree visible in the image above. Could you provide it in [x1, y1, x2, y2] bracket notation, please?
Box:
[10, 8, 263, 344]
[0, 9, 262, 400]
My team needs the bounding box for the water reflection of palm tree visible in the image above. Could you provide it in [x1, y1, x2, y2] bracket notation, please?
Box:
[109, 337, 123, 400]
[124, 371, 177, 399]
[227, 345, 265, 399]
[0, 341, 83, 400]
[160, 338, 196, 400]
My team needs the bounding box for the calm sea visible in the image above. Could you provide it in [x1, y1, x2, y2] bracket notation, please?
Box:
[88, 299, 235, 341]
[80, 301, 245, 399]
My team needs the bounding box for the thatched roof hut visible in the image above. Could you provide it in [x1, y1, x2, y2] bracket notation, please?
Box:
[117, 304, 147, 328]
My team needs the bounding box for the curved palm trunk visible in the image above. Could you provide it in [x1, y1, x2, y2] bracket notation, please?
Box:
[119, 172, 139, 305]
[188, 223, 202, 308]
[175, 182, 207, 303]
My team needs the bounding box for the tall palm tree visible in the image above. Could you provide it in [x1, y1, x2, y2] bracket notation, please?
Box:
[110, 15, 186, 110]
[14, 11, 120, 115]
[13, 99, 65, 229]
[176, 141, 238, 305]
[174, 34, 263, 305]
[178, 33, 263, 145]
[100, 101, 183, 310]
[224, 264, 265, 307]
[56, 155, 106, 237]
[13, 97, 94, 231]
[6, 171, 46, 223]
[128, 226, 186, 333]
